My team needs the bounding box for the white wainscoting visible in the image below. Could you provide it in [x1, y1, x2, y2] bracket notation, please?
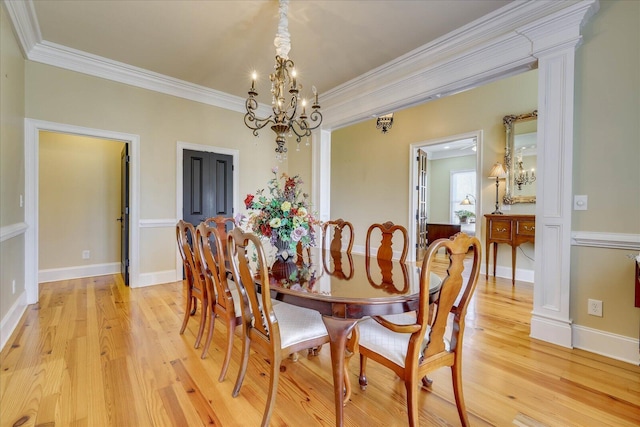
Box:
[571, 231, 640, 365]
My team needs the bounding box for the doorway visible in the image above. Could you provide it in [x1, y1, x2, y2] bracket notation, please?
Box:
[175, 141, 240, 281]
[182, 149, 233, 227]
[408, 131, 483, 263]
[25, 119, 140, 303]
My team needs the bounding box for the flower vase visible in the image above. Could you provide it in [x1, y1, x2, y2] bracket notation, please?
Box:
[272, 238, 297, 282]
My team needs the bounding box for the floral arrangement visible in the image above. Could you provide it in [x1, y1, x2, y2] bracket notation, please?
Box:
[241, 168, 320, 252]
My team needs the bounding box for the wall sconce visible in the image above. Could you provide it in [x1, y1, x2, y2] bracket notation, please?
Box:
[376, 113, 394, 133]
[488, 162, 507, 214]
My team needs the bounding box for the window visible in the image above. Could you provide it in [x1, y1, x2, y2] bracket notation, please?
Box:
[450, 170, 476, 224]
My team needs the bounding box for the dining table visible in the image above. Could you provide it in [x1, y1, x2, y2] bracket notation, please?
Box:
[256, 248, 442, 427]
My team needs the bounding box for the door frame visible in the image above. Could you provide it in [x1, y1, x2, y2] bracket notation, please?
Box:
[407, 130, 483, 263]
[24, 119, 140, 302]
[175, 141, 239, 281]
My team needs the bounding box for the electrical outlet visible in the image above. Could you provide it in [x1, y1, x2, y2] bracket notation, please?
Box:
[82, 250, 91, 260]
[587, 299, 603, 317]
[12, 279, 16, 294]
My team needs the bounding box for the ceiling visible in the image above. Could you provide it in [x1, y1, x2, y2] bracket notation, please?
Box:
[28, 0, 513, 102]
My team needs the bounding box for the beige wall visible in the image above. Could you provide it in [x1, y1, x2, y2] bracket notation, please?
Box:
[24, 61, 309, 278]
[570, 0, 640, 336]
[38, 132, 124, 270]
[331, 69, 538, 275]
[0, 6, 26, 322]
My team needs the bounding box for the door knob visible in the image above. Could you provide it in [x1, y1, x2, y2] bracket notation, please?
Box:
[116, 216, 123, 222]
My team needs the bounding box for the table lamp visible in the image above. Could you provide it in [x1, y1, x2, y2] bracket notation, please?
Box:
[488, 162, 507, 214]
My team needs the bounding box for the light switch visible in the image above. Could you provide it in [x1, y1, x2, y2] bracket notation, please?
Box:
[574, 195, 588, 210]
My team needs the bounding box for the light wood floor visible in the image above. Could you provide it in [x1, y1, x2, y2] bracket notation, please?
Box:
[1, 270, 639, 427]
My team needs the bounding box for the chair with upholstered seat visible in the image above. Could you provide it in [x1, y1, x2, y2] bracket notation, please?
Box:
[354, 232, 481, 427]
[176, 220, 209, 348]
[195, 223, 242, 380]
[365, 221, 409, 263]
[227, 227, 331, 427]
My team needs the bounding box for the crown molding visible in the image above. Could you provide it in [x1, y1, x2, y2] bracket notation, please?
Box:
[4, 0, 597, 124]
[28, 41, 250, 114]
[2, 0, 41, 56]
[321, 0, 598, 129]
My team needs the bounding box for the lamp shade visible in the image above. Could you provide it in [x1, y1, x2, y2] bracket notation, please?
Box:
[460, 194, 476, 205]
[488, 162, 507, 179]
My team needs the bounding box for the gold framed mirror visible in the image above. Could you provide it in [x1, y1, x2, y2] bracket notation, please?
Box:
[503, 110, 537, 204]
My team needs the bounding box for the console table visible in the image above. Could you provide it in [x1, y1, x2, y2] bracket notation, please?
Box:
[427, 223, 461, 245]
[484, 214, 535, 285]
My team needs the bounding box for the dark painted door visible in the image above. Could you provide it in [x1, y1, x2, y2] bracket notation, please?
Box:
[183, 149, 233, 227]
[119, 144, 130, 286]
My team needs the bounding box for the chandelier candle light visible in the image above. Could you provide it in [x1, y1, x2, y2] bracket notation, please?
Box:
[244, 0, 323, 160]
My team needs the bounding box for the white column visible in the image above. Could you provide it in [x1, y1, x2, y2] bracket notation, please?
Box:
[312, 128, 332, 222]
[520, 0, 599, 347]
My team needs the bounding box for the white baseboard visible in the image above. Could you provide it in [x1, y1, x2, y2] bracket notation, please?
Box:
[39, 262, 121, 283]
[0, 291, 28, 352]
[573, 324, 640, 366]
[136, 270, 178, 288]
[530, 313, 573, 348]
[493, 265, 534, 283]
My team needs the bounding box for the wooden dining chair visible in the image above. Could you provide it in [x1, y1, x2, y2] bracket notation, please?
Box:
[176, 220, 209, 349]
[227, 227, 330, 427]
[365, 221, 409, 263]
[195, 223, 242, 380]
[352, 232, 481, 427]
[322, 218, 354, 254]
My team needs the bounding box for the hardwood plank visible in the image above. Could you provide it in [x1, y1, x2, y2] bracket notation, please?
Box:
[1, 273, 639, 427]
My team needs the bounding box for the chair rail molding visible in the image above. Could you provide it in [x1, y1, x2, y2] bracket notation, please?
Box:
[571, 231, 640, 250]
[0, 222, 28, 242]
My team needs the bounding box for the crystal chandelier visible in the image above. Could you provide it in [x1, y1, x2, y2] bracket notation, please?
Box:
[244, 0, 323, 160]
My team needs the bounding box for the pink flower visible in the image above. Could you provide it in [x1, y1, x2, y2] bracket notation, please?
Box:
[290, 226, 308, 242]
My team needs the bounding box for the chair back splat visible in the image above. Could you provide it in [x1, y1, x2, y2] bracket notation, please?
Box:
[354, 232, 481, 427]
[365, 221, 409, 263]
[322, 218, 355, 254]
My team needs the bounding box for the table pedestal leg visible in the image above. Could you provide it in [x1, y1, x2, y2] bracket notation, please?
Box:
[322, 316, 358, 427]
